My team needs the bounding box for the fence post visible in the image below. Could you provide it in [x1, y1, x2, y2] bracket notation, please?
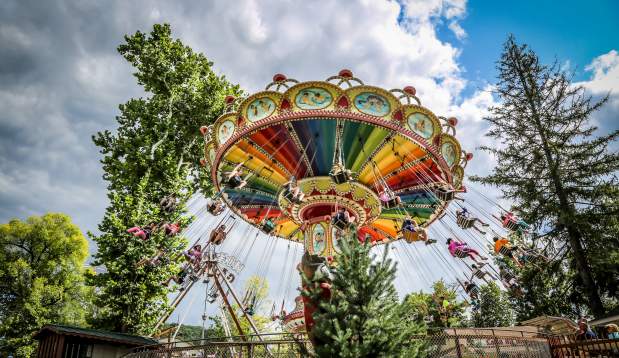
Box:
[453, 329, 463, 358]
[491, 329, 501, 357]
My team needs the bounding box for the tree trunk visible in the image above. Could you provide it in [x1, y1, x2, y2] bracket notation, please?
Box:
[510, 46, 605, 317]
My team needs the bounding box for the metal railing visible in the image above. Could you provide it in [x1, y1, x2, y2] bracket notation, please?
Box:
[125, 331, 554, 357]
[548, 335, 619, 357]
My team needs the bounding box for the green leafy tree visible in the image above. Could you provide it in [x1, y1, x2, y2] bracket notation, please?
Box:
[472, 282, 515, 328]
[304, 236, 426, 358]
[403, 280, 466, 329]
[0, 214, 92, 357]
[472, 36, 619, 318]
[89, 23, 240, 333]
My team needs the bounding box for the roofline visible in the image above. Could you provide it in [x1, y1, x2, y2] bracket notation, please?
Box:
[34, 325, 158, 347]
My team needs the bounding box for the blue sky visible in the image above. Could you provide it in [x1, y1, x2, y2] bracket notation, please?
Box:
[0, 0, 617, 327]
[439, 0, 619, 94]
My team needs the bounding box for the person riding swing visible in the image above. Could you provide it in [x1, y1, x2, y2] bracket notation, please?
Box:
[455, 207, 489, 234]
[261, 217, 276, 234]
[282, 176, 305, 204]
[209, 224, 227, 246]
[446, 238, 488, 264]
[207, 198, 225, 216]
[470, 263, 497, 284]
[493, 236, 523, 267]
[224, 161, 251, 189]
[331, 207, 356, 231]
[400, 216, 436, 245]
[379, 188, 401, 209]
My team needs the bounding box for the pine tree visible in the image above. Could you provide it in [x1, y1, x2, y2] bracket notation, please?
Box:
[89, 24, 240, 333]
[472, 36, 619, 317]
[304, 236, 426, 358]
[472, 282, 515, 328]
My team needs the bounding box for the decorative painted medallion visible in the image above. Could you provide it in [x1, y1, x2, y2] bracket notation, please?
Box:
[207, 145, 216, 164]
[331, 227, 342, 253]
[407, 112, 434, 139]
[312, 223, 327, 255]
[441, 142, 458, 167]
[247, 97, 276, 122]
[353, 92, 390, 117]
[217, 119, 235, 144]
[295, 87, 333, 110]
[452, 165, 464, 189]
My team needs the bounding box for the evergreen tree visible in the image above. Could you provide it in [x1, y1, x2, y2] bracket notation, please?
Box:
[304, 236, 425, 358]
[0, 214, 92, 357]
[472, 36, 619, 317]
[89, 24, 240, 333]
[472, 282, 515, 328]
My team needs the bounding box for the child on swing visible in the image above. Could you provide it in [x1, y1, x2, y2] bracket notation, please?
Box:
[446, 238, 488, 264]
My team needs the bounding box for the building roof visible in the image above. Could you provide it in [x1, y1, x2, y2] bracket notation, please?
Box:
[589, 314, 619, 326]
[520, 315, 578, 336]
[34, 324, 158, 347]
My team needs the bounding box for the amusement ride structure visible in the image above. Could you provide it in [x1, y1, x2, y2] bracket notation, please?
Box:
[149, 70, 543, 340]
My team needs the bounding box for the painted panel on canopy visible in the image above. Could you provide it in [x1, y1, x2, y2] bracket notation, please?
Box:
[387, 159, 444, 191]
[357, 137, 419, 185]
[381, 154, 430, 187]
[347, 128, 390, 173]
[218, 162, 279, 195]
[357, 226, 383, 243]
[363, 142, 423, 188]
[222, 146, 287, 184]
[368, 219, 399, 238]
[239, 207, 282, 221]
[277, 220, 301, 238]
[224, 190, 277, 206]
[380, 207, 434, 221]
[398, 191, 441, 207]
[290, 119, 336, 176]
[248, 125, 304, 177]
[341, 121, 386, 172]
[234, 139, 290, 179]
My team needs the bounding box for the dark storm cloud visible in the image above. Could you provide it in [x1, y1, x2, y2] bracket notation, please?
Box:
[0, 1, 148, 252]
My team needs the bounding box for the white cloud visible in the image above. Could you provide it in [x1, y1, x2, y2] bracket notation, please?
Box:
[576, 50, 619, 137]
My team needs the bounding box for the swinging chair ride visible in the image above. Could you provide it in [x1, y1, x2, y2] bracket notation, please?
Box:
[199, 69, 471, 334]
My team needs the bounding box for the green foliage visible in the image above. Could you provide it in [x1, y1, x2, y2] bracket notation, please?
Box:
[472, 282, 515, 328]
[472, 35, 619, 318]
[304, 235, 426, 358]
[403, 280, 467, 329]
[89, 23, 240, 333]
[0, 213, 92, 357]
[160, 322, 225, 342]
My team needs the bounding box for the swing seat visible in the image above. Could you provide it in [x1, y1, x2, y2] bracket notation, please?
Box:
[498, 245, 514, 256]
[403, 230, 421, 243]
[282, 189, 302, 204]
[504, 220, 519, 231]
[210, 232, 227, 245]
[381, 196, 401, 209]
[457, 216, 476, 229]
[262, 221, 276, 234]
[226, 175, 243, 188]
[330, 168, 351, 184]
[453, 248, 468, 258]
[207, 202, 224, 216]
[435, 188, 455, 202]
[331, 216, 351, 231]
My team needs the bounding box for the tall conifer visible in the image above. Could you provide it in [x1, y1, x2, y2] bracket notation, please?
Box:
[473, 36, 619, 317]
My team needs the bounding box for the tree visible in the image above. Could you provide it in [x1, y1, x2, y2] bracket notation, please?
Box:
[472, 282, 515, 328]
[472, 35, 619, 317]
[403, 280, 467, 329]
[304, 235, 426, 358]
[0, 214, 92, 357]
[89, 23, 240, 333]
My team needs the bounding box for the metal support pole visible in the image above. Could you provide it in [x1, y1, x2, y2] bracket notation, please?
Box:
[213, 271, 247, 341]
